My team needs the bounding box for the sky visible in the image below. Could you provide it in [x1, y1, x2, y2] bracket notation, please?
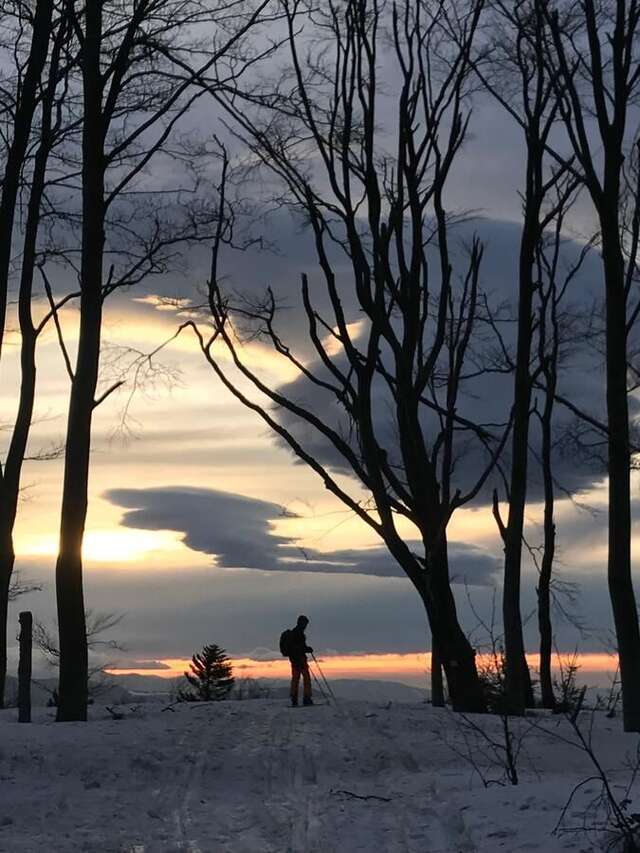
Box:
[1, 18, 633, 691]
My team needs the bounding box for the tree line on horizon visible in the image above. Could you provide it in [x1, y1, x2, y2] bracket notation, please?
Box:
[0, 0, 639, 730]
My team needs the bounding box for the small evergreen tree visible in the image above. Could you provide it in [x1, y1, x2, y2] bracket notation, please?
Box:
[178, 644, 235, 702]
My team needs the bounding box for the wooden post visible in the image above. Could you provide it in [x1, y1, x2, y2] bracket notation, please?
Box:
[18, 611, 32, 723]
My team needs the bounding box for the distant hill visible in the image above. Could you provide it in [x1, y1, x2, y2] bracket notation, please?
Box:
[3, 672, 427, 708]
[110, 673, 427, 703]
[106, 672, 175, 696]
[5, 674, 150, 709]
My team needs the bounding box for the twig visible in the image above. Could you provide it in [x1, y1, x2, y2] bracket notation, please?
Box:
[330, 789, 392, 803]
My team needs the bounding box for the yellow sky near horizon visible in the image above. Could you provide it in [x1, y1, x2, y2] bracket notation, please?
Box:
[108, 650, 621, 683]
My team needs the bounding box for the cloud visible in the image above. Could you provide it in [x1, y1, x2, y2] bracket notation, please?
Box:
[106, 485, 499, 585]
[252, 217, 610, 504]
[120, 659, 172, 670]
[134, 212, 613, 511]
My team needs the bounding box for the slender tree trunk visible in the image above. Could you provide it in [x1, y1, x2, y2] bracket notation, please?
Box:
[0, 547, 13, 708]
[0, 266, 38, 712]
[538, 432, 556, 709]
[601, 210, 640, 732]
[0, 24, 62, 710]
[0, 0, 55, 707]
[537, 321, 557, 709]
[503, 207, 538, 714]
[56, 1, 105, 723]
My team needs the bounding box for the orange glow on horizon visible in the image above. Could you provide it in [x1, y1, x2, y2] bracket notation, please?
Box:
[108, 650, 620, 682]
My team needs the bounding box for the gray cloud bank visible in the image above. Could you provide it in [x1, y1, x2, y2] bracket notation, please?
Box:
[106, 486, 499, 585]
[139, 215, 615, 505]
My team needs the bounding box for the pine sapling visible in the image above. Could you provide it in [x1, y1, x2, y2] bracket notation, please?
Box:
[179, 644, 235, 702]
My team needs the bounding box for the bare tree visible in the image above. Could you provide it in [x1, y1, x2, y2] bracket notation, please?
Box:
[471, 0, 583, 712]
[187, 0, 517, 712]
[531, 197, 593, 708]
[34, 609, 124, 701]
[540, 0, 640, 732]
[50, 0, 269, 721]
[0, 0, 76, 708]
[8, 572, 42, 602]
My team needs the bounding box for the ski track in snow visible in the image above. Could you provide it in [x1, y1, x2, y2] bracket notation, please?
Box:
[0, 697, 634, 852]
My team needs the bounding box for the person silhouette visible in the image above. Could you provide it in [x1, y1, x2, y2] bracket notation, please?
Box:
[287, 614, 313, 707]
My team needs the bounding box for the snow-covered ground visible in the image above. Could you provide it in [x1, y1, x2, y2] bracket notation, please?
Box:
[0, 697, 637, 852]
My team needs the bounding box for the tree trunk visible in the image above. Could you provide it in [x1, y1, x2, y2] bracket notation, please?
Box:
[0, 1, 55, 709]
[538, 347, 557, 710]
[430, 636, 445, 707]
[0, 12, 62, 715]
[503, 207, 538, 714]
[56, 0, 104, 723]
[537, 528, 555, 709]
[426, 538, 486, 713]
[601, 213, 640, 732]
[0, 549, 13, 709]
[0, 324, 37, 713]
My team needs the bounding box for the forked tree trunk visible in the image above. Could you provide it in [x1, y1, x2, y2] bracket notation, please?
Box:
[541, 0, 640, 735]
[0, 0, 55, 708]
[56, 1, 105, 723]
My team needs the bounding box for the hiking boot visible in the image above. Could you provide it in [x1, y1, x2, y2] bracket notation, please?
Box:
[291, 697, 298, 707]
[303, 697, 314, 706]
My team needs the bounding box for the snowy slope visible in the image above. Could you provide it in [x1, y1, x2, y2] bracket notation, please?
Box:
[0, 698, 637, 852]
[119, 675, 426, 703]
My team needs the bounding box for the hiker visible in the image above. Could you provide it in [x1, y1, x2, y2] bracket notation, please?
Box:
[282, 614, 314, 707]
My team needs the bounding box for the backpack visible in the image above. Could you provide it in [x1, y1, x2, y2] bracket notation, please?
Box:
[279, 629, 293, 657]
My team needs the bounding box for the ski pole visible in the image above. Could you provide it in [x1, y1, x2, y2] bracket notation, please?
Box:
[309, 662, 330, 704]
[311, 652, 338, 704]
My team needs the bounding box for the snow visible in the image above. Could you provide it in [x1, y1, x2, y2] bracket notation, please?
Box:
[0, 697, 637, 852]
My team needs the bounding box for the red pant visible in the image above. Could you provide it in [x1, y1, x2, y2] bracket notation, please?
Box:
[290, 659, 311, 701]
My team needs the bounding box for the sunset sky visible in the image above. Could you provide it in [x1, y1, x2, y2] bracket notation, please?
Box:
[2, 75, 630, 691]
